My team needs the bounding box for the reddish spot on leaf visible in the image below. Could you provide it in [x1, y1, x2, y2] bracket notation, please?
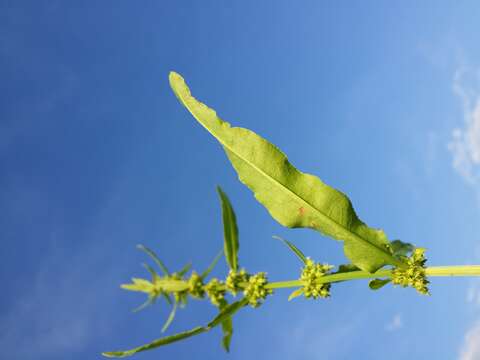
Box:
[298, 207, 305, 216]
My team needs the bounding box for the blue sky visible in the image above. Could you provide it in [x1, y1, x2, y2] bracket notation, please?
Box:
[2, 1, 480, 359]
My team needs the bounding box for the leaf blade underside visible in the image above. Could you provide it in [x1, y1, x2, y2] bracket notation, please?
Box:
[169, 72, 402, 273]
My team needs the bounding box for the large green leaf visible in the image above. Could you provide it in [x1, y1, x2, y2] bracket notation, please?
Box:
[169, 72, 404, 272]
[217, 186, 239, 271]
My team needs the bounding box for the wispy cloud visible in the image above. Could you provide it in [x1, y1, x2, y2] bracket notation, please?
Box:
[385, 313, 403, 332]
[448, 66, 480, 185]
[459, 321, 480, 360]
[466, 280, 480, 307]
[0, 241, 112, 359]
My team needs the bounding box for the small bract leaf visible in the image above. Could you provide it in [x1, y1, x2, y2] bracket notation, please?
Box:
[217, 186, 239, 271]
[334, 264, 360, 274]
[137, 245, 170, 275]
[369, 279, 391, 290]
[390, 240, 414, 257]
[178, 263, 192, 277]
[273, 235, 307, 264]
[288, 288, 304, 301]
[161, 292, 173, 306]
[201, 250, 223, 279]
[121, 278, 154, 293]
[161, 301, 178, 333]
[132, 294, 156, 313]
[169, 72, 404, 273]
[142, 263, 160, 282]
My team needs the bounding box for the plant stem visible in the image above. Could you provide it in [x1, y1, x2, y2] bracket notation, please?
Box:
[263, 265, 480, 290]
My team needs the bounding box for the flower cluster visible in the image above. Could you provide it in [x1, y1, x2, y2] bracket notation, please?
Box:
[226, 269, 249, 296]
[205, 278, 226, 307]
[301, 258, 333, 299]
[188, 271, 205, 299]
[392, 248, 429, 295]
[243, 272, 273, 308]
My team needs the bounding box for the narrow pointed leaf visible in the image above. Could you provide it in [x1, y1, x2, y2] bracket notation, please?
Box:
[137, 245, 170, 275]
[217, 186, 239, 271]
[161, 292, 173, 306]
[221, 318, 233, 352]
[369, 278, 391, 290]
[169, 72, 403, 273]
[102, 326, 206, 358]
[103, 298, 248, 357]
[207, 298, 248, 329]
[273, 235, 307, 264]
[178, 263, 192, 277]
[133, 294, 156, 313]
[288, 288, 304, 301]
[142, 263, 160, 282]
[161, 301, 178, 333]
[201, 250, 223, 279]
[218, 300, 233, 352]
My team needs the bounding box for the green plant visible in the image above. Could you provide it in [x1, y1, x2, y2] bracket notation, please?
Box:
[102, 72, 480, 358]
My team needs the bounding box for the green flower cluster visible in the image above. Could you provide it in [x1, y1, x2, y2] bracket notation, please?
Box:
[243, 272, 273, 308]
[188, 271, 205, 299]
[301, 258, 333, 299]
[226, 269, 249, 296]
[392, 248, 429, 295]
[205, 278, 226, 307]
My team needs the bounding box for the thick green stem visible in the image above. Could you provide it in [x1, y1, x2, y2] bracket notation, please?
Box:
[264, 265, 480, 290]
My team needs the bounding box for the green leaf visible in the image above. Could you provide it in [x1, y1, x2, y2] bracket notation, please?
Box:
[137, 245, 170, 276]
[201, 250, 223, 279]
[218, 300, 233, 352]
[273, 235, 307, 264]
[217, 186, 239, 271]
[390, 240, 414, 257]
[103, 298, 248, 358]
[288, 288, 304, 301]
[169, 72, 403, 273]
[102, 326, 206, 358]
[161, 292, 173, 306]
[334, 264, 360, 274]
[369, 279, 391, 290]
[142, 263, 160, 282]
[121, 278, 154, 293]
[178, 262, 192, 277]
[207, 298, 248, 328]
[132, 294, 156, 313]
[221, 317, 233, 352]
[161, 301, 178, 333]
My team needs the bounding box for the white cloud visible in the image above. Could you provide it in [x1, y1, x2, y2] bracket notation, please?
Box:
[459, 322, 480, 360]
[385, 313, 403, 332]
[448, 66, 480, 184]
